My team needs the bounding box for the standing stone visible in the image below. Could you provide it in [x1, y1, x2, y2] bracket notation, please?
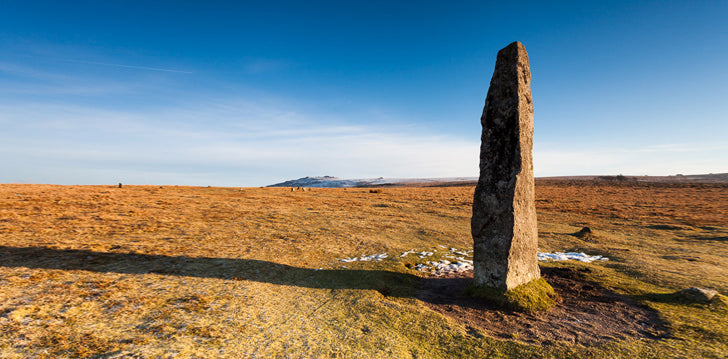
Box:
[471, 41, 540, 291]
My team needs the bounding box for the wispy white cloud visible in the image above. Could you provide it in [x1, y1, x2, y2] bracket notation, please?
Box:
[0, 40, 193, 103]
[3, 94, 725, 186]
[0, 62, 76, 81]
[3, 47, 193, 74]
[0, 59, 165, 97]
[637, 143, 728, 153]
[1, 39, 724, 185]
[535, 142, 728, 177]
[0, 98, 479, 186]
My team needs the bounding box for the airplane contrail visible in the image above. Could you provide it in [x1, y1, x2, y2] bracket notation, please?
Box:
[59, 58, 194, 74]
[15, 53, 193, 74]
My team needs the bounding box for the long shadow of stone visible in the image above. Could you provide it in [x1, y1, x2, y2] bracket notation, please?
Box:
[0, 245, 419, 298]
[2, 245, 671, 345]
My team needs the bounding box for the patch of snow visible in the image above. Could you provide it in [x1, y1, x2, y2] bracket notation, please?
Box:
[449, 248, 471, 257]
[538, 252, 608, 263]
[424, 259, 474, 276]
[415, 263, 431, 272]
[399, 249, 416, 257]
[339, 253, 388, 262]
[454, 257, 473, 264]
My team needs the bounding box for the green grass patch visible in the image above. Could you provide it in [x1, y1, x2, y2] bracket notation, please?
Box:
[466, 277, 559, 312]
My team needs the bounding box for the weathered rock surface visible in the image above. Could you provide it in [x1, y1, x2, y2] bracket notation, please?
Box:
[472, 41, 540, 290]
[679, 287, 718, 303]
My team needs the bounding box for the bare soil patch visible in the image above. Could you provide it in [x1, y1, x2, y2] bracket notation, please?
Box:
[418, 267, 668, 346]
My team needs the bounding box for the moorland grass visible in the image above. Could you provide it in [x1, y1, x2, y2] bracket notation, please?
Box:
[0, 182, 726, 358]
[466, 277, 559, 312]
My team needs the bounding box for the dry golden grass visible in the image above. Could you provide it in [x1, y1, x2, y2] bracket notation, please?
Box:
[0, 185, 472, 263]
[535, 181, 728, 294]
[0, 181, 726, 358]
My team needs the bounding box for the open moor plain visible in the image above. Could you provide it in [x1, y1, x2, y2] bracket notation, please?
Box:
[0, 180, 726, 358]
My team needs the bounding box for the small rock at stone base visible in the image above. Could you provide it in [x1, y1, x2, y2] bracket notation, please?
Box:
[574, 227, 592, 239]
[679, 287, 718, 303]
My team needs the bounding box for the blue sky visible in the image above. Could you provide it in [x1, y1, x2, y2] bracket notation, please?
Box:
[1, 1, 726, 186]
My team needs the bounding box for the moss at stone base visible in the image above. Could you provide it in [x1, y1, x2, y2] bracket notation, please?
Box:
[466, 277, 559, 312]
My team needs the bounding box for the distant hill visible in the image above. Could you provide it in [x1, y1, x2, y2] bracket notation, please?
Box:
[539, 173, 728, 184]
[269, 173, 728, 188]
[267, 176, 478, 188]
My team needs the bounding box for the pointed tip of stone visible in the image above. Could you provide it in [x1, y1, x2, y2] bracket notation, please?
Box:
[503, 41, 527, 52]
[496, 41, 529, 64]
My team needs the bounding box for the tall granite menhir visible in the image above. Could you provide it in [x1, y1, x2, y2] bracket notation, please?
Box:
[472, 41, 540, 291]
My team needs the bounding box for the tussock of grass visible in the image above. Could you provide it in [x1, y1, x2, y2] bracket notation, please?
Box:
[466, 277, 559, 312]
[711, 294, 728, 311]
[640, 290, 728, 312]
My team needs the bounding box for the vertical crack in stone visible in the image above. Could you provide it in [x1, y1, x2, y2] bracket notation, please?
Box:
[471, 41, 540, 291]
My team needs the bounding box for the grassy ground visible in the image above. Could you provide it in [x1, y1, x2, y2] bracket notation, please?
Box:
[0, 181, 726, 358]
